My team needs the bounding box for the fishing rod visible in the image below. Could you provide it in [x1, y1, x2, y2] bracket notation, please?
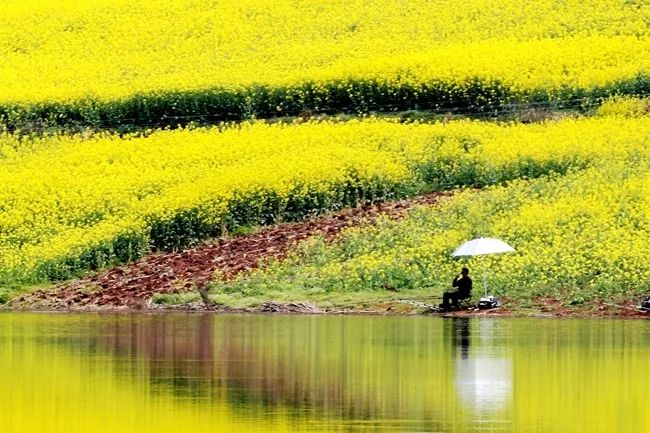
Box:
[602, 302, 649, 313]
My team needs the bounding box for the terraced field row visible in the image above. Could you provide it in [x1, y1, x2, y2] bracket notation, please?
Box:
[1, 114, 648, 289]
[2, 0, 650, 130]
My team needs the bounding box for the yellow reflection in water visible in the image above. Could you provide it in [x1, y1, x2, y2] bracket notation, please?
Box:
[0, 314, 648, 433]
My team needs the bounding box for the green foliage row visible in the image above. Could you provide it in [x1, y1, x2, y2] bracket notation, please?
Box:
[2, 75, 650, 133]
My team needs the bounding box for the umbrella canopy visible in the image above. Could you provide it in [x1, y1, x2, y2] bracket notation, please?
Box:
[452, 237, 515, 257]
[452, 237, 515, 297]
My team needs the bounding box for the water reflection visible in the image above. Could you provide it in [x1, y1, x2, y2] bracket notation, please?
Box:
[0, 314, 649, 433]
[450, 318, 513, 417]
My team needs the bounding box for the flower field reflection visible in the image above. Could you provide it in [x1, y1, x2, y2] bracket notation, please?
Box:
[0, 314, 649, 433]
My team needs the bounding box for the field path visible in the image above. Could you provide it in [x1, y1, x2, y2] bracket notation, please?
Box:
[13, 193, 449, 310]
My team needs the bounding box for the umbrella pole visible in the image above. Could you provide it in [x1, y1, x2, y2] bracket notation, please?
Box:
[482, 268, 488, 297]
[479, 256, 488, 297]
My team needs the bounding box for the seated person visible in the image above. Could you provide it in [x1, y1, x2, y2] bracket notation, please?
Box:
[440, 267, 472, 311]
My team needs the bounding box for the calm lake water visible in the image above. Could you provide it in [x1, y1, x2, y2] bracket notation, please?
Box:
[1, 313, 649, 433]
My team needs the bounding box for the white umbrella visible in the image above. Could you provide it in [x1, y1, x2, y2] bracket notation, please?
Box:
[452, 237, 515, 296]
[452, 237, 515, 257]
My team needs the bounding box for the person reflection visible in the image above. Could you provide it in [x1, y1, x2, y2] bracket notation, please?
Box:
[450, 317, 471, 359]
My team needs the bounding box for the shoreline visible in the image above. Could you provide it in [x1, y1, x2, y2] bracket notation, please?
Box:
[6, 298, 649, 319]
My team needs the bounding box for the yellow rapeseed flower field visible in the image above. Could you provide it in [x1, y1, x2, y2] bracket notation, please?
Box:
[1, 0, 650, 128]
[0, 114, 649, 286]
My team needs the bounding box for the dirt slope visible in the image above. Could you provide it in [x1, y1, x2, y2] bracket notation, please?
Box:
[13, 193, 448, 310]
